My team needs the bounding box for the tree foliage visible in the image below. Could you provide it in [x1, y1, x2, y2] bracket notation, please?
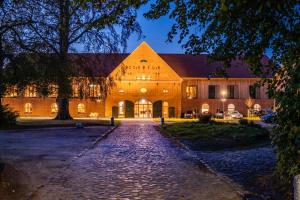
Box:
[20, 0, 146, 119]
[145, 0, 300, 195]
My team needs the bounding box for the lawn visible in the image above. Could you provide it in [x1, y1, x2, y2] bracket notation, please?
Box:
[0, 117, 119, 130]
[160, 121, 270, 150]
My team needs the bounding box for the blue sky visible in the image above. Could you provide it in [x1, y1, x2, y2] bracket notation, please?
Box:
[125, 2, 184, 54]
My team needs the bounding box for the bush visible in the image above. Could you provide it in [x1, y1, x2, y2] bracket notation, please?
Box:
[0, 104, 18, 128]
[239, 119, 248, 125]
[199, 114, 212, 123]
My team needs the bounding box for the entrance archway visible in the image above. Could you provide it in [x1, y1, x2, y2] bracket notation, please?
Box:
[134, 99, 152, 118]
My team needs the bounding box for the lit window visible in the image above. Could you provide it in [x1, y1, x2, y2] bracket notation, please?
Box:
[228, 104, 235, 113]
[140, 88, 147, 93]
[5, 86, 17, 97]
[49, 85, 58, 97]
[186, 86, 197, 99]
[136, 75, 151, 80]
[254, 104, 261, 111]
[77, 103, 85, 114]
[51, 103, 58, 113]
[89, 84, 101, 98]
[163, 89, 169, 94]
[24, 85, 37, 97]
[118, 89, 125, 93]
[201, 104, 209, 114]
[73, 84, 79, 97]
[24, 103, 32, 113]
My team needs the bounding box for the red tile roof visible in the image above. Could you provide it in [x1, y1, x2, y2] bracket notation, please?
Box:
[69, 53, 270, 78]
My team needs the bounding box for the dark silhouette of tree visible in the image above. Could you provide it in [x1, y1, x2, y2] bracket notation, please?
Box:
[23, 0, 146, 119]
[145, 0, 299, 196]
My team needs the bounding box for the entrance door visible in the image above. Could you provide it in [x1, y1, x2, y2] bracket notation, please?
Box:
[134, 99, 152, 118]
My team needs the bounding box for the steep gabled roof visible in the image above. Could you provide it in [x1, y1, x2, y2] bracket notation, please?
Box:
[68, 52, 270, 78]
[159, 54, 270, 78]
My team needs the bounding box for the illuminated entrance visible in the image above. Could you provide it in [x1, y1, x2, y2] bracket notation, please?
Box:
[134, 99, 152, 118]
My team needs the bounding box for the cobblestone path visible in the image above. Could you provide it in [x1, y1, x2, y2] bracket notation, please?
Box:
[32, 121, 241, 200]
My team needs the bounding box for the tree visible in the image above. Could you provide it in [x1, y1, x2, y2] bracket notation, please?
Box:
[0, 0, 36, 126]
[145, 0, 299, 195]
[23, 0, 146, 119]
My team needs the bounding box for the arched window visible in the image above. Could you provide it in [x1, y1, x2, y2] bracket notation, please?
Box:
[228, 104, 235, 112]
[77, 103, 85, 114]
[51, 103, 58, 113]
[24, 103, 32, 113]
[201, 104, 209, 114]
[254, 104, 261, 111]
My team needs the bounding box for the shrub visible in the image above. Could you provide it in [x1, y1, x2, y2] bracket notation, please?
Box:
[0, 104, 18, 128]
[199, 114, 212, 123]
[239, 119, 248, 125]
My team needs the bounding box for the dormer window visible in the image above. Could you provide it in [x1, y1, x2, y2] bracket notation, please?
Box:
[140, 59, 147, 63]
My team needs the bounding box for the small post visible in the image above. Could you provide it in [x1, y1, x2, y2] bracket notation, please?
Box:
[294, 175, 300, 200]
[110, 117, 115, 126]
[160, 117, 164, 126]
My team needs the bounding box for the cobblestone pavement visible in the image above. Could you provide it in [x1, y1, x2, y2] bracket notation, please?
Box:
[32, 121, 241, 200]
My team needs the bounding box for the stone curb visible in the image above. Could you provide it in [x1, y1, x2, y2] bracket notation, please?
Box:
[76, 125, 119, 157]
[23, 125, 119, 200]
[156, 125, 265, 200]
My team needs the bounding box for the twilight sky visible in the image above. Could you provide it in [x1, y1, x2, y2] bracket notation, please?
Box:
[125, 2, 184, 54]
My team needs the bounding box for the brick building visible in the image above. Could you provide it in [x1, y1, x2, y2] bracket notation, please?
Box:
[2, 42, 274, 118]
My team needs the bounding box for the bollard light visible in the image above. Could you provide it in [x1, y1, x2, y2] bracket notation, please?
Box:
[110, 117, 115, 126]
[160, 117, 164, 125]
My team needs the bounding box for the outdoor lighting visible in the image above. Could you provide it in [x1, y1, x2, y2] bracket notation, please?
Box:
[221, 90, 227, 97]
[140, 99, 146, 104]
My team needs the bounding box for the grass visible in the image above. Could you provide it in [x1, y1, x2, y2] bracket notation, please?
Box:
[0, 117, 120, 130]
[160, 121, 270, 150]
[153, 118, 199, 123]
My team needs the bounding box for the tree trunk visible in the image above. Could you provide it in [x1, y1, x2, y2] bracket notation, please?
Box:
[55, 0, 72, 120]
[55, 98, 72, 120]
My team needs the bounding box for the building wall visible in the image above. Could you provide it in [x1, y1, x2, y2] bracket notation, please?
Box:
[181, 78, 274, 115]
[2, 97, 105, 118]
[104, 80, 182, 117]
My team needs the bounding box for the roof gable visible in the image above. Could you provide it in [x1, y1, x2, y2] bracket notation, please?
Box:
[108, 42, 182, 81]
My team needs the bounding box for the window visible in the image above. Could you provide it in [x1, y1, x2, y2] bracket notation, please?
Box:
[186, 86, 197, 99]
[49, 85, 58, 97]
[249, 85, 260, 99]
[201, 104, 209, 114]
[24, 86, 37, 97]
[51, 103, 58, 113]
[73, 84, 79, 97]
[140, 88, 147, 93]
[5, 86, 17, 97]
[208, 85, 216, 99]
[24, 103, 32, 113]
[227, 85, 235, 99]
[163, 89, 168, 94]
[254, 104, 261, 111]
[228, 104, 235, 113]
[77, 103, 85, 114]
[89, 84, 101, 98]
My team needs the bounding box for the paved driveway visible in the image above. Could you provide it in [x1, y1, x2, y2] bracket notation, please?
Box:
[0, 126, 111, 200]
[32, 121, 241, 200]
